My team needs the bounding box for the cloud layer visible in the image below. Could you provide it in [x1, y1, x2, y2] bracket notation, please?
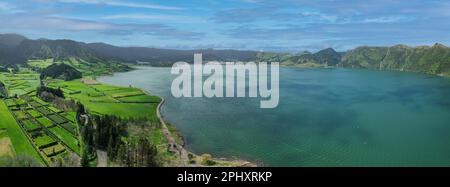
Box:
[0, 0, 449, 52]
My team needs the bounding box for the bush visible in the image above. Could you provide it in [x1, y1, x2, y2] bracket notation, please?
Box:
[36, 86, 64, 102]
[201, 154, 216, 166]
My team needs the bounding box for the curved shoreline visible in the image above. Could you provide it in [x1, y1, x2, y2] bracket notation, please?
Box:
[99, 69, 258, 167]
[154, 93, 257, 167]
[155, 95, 189, 166]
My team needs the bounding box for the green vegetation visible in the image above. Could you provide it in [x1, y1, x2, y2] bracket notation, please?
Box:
[341, 44, 450, 76]
[0, 100, 43, 164]
[28, 59, 54, 69]
[40, 63, 82, 81]
[256, 48, 342, 67]
[4, 96, 80, 163]
[1, 46, 236, 167]
[0, 72, 40, 96]
[48, 126, 79, 153]
[48, 79, 160, 120]
[27, 58, 131, 77]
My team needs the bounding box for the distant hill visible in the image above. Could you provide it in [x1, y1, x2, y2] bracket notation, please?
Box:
[1, 33, 450, 76]
[341, 43, 450, 75]
[285, 48, 342, 66]
[0, 34, 101, 65]
[0, 34, 27, 64]
[256, 48, 342, 66]
[255, 52, 292, 62]
[0, 33, 27, 47]
[84, 42, 258, 65]
[0, 33, 258, 66]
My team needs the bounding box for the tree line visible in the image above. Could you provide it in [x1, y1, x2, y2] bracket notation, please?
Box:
[76, 103, 160, 167]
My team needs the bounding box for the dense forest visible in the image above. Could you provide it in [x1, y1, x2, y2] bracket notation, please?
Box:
[76, 104, 160, 167]
[40, 64, 82, 81]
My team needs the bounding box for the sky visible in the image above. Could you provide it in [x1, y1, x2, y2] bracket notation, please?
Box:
[1, 0, 450, 52]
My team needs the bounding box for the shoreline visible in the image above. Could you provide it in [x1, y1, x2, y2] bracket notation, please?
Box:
[154, 93, 257, 167]
[107, 77, 258, 167]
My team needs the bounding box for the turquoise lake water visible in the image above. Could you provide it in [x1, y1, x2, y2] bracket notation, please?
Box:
[99, 66, 450, 166]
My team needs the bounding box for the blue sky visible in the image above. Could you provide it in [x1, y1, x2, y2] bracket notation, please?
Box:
[1, 0, 449, 52]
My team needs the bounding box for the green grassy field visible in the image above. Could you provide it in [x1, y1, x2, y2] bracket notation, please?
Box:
[28, 59, 54, 69]
[0, 73, 40, 96]
[48, 80, 159, 120]
[1, 62, 170, 166]
[48, 126, 79, 153]
[0, 100, 43, 164]
[1, 94, 82, 163]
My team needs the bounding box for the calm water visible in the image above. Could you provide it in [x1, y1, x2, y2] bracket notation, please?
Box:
[99, 66, 450, 166]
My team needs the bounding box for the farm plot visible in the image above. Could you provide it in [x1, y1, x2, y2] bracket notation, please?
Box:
[48, 126, 79, 153]
[33, 135, 57, 149]
[0, 100, 43, 163]
[36, 106, 54, 116]
[27, 59, 54, 69]
[26, 109, 42, 118]
[3, 99, 16, 107]
[13, 110, 27, 120]
[0, 73, 40, 96]
[42, 144, 65, 157]
[4, 96, 81, 163]
[36, 117, 55, 128]
[48, 79, 160, 119]
[21, 120, 42, 132]
[47, 114, 68, 124]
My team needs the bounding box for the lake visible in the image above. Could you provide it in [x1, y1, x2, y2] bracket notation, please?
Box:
[99, 66, 450, 166]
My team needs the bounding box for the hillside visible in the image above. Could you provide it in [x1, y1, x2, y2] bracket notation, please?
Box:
[256, 48, 342, 66]
[0, 34, 258, 66]
[0, 34, 27, 64]
[18, 39, 98, 61]
[84, 42, 258, 65]
[1, 33, 450, 76]
[341, 43, 450, 75]
[40, 63, 82, 81]
[0, 34, 27, 47]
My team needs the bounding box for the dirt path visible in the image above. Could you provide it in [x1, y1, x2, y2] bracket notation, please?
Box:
[96, 150, 107, 167]
[156, 96, 189, 166]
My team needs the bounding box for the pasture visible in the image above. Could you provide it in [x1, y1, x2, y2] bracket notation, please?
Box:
[48, 79, 160, 120]
[0, 100, 43, 164]
[0, 72, 40, 96]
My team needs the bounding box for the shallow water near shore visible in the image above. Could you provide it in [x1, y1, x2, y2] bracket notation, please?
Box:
[99, 66, 450, 166]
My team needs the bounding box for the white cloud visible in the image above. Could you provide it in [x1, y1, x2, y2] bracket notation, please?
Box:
[59, 0, 183, 10]
[3, 15, 111, 30]
[0, 14, 204, 40]
[101, 13, 205, 23]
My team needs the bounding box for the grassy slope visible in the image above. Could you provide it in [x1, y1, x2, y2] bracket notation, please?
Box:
[0, 100, 43, 163]
[48, 80, 159, 120]
[2, 62, 169, 165]
[0, 73, 40, 96]
[48, 126, 80, 154]
[27, 58, 130, 77]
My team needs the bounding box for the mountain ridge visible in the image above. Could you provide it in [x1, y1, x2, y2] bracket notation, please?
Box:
[1, 33, 450, 76]
[0, 34, 259, 66]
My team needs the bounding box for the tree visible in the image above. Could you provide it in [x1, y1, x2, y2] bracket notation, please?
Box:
[80, 146, 90, 167]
